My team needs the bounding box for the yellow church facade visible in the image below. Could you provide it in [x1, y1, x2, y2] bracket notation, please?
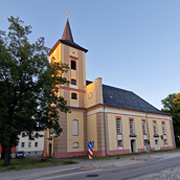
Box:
[43, 18, 176, 158]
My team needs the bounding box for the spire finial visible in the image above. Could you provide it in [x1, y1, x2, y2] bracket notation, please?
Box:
[66, 10, 69, 20]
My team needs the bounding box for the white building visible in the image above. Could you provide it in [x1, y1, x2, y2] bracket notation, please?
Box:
[17, 131, 44, 156]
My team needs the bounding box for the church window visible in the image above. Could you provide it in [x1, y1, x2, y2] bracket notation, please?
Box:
[118, 140, 123, 147]
[73, 120, 78, 136]
[153, 121, 157, 135]
[142, 120, 146, 135]
[71, 60, 76, 70]
[71, 92, 77, 100]
[71, 79, 76, 85]
[130, 119, 134, 134]
[162, 122, 166, 135]
[72, 142, 79, 148]
[116, 118, 121, 134]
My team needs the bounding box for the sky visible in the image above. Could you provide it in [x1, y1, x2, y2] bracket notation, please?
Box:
[0, 0, 180, 110]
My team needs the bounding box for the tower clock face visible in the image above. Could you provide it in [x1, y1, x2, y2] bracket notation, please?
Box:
[88, 92, 92, 99]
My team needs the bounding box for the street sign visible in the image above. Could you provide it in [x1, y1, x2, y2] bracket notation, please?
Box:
[88, 141, 93, 149]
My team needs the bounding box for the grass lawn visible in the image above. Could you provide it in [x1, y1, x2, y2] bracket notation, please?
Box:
[0, 158, 76, 172]
[68, 147, 180, 160]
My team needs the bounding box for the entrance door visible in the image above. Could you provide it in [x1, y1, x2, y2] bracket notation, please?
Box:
[49, 143, 52, 157]
[130, 139, 136, 153]
[155, 139, 159, 150]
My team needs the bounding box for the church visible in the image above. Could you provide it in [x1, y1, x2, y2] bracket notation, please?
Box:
[43, 16, 176, 158]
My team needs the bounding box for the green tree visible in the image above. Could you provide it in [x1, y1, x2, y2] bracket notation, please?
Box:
[161, 93, 180, 144]
[0, 16, 70, 166]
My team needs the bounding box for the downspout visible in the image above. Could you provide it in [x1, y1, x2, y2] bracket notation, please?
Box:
[103, 105, 108, 156]
[146, 113, 151, 152]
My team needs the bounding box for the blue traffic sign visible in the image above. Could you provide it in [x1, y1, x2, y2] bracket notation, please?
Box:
[88, 141, 93, 149]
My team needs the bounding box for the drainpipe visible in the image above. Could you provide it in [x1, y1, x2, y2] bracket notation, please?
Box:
[146, 113, 151, 152]
[103, 105, 108, 156]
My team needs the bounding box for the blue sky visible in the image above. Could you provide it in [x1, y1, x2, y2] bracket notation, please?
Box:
[0, 0, 180, 109]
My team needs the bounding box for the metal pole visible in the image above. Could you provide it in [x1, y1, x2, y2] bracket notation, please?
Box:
[52, 130, 56, 165]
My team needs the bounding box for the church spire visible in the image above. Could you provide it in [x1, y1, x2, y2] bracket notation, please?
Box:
[62, 10, 74, 42]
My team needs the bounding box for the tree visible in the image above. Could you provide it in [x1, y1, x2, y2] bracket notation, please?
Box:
[0, 16, 70, 166]
[161, 93, 180, 144]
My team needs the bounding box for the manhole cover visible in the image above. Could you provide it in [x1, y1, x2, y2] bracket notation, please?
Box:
[86, 174, 99, 178]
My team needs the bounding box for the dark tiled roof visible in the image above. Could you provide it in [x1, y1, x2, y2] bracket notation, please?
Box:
[60, 19, 88, 53]
[86, 80, 93, 85]
[60, 39, 88, 53]
[102, 84, 169, 115]
[62, 19, 74, 42]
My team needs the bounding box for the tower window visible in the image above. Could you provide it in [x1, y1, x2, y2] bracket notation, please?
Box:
[71, 60, 76, 70]
[71, 79, 76, 85]
[71, 93, 77, 100]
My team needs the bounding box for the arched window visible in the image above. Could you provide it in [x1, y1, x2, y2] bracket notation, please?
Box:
[73, 120, 78, 136]
[72, 142, 79, 148]
[71, 60, 76, 70]
[71, 79, 76, 85]
[71, 93, 77, 100]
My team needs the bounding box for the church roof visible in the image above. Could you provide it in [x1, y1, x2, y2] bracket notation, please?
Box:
[86, 80, 169, 115]
[60, 19, 88, 53]
[102, 84, 168, 115]
[62, 19, 74, 42]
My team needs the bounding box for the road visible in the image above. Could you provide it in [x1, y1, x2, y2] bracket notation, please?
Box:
[1, 152, 180, 180]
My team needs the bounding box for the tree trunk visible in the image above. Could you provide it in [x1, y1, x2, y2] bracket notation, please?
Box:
[2, 144, 11, 166]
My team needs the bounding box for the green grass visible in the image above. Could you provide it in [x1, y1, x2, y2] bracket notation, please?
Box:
[0, 158, 76, 172]
[67, 147, 180, 160]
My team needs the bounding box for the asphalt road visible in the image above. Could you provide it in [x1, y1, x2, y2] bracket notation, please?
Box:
[28, 156, 180, 180]
[1, 152, 180, 180]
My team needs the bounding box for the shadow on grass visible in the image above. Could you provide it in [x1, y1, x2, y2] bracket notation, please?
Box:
[0, 158, 76, 172]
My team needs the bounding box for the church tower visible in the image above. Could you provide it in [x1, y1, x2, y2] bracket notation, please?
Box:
[44, 14, 88, 158]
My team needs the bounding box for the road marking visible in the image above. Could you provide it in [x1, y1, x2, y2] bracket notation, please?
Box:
[33, 169, 103, 180]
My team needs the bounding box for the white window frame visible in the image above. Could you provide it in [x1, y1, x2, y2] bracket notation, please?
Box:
[116, 118, 121, 134]
[142, 120, 146, 135]
[130, 119, 134, 134]
[162, 122, 166, 135]
[73, 120, 78, 136]
[153, 121, 157, 134]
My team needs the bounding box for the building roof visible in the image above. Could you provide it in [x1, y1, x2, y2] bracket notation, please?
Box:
[60, 19, 88, 53]
[103, 84, 168, 115]
[62, 19, 74, 42]
[86, 80, 169, 116]
[59, 39, 88, 53]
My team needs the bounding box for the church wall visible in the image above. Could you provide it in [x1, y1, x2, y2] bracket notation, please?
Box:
[67, 110, 85, 152]
[85, 78, 103, 109]
[87, 114, 98, 151]
[105, 108, 175, 154]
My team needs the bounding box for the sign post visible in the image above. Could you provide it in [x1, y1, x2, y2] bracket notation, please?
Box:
[88, 141, 93, 159]
[52, 130, 56, 165]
